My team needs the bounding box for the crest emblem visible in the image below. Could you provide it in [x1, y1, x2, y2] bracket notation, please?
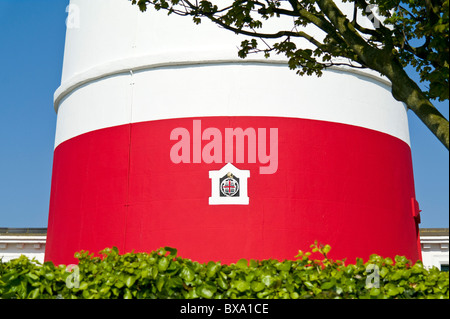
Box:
[220, 173, 240, 197]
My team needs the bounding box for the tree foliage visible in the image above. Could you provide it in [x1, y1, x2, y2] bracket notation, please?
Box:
[130, 0, 449, 149]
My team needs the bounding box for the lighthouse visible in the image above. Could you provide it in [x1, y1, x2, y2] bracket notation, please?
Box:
[45, 0, 421, 265]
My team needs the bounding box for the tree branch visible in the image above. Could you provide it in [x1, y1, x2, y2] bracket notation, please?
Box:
[316, 0, 449, 149]
[390, 61, 449, 149]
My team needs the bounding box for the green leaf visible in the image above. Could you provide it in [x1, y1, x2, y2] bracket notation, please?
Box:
[79, 281, 89, 290]
[217, 277, 228, 290]
[206, 261, 220, 278]
[180, 266, 195, 282]
[380, 267, 389, 278]
[303, 281, 314, 290]
[251, 281, 265, 292]
[28, 288, 40, 299]
[114, 280, 124, 289]
[125, 276, 136, 288]
[386, 284, 404, 297]
[290, 292, 300, 299]
[370, 288, 381, 296]
[197, 284, 216, 299]
[156, 277, 165, 292]
[158, 257, 170, 272]
[278, 261, 292, 272]
[26, 273, 39, 281]
[164, 247, 177, 258]
[124, 289, 133, 299]
[261, 275, 275, 287]
[236, 259, 248, 269]
[100, 286, 110, 296]
[320, 281, 335, 290]
[44, 272, 55, 281]
[234, 280, 250, 292]
[82, 289, 90, 299]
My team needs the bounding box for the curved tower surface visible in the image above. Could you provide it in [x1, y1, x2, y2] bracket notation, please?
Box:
[46, 0, 421, 265]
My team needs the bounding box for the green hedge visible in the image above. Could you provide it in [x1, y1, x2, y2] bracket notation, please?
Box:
[0, 243, 448, 299]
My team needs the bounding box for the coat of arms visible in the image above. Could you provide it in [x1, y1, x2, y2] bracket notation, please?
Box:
[209, 163, 250, 205]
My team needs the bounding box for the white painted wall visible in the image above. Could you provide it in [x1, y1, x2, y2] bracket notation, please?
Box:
[0, 236, 46, 263]
[54, 63, 410, 148]
[421, 235, 449, 270]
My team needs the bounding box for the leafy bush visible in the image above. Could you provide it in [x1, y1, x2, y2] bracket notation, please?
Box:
[0, 243, 448, 299]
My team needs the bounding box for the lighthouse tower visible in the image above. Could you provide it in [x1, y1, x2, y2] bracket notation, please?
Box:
[45, 0, 421, 265]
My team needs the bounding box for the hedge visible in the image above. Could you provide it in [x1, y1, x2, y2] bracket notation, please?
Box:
[0, 242, 448, 299]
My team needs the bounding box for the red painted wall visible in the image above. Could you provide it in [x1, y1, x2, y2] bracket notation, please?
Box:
[45, 116, 420, 265]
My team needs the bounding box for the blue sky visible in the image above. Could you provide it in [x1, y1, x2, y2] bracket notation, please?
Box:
[0, 0, 448, 229]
